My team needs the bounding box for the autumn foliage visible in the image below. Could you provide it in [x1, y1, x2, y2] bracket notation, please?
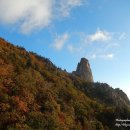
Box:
[0, 37, 130, 130]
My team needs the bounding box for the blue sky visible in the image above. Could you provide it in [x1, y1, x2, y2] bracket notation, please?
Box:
[0, 0, 130, 99]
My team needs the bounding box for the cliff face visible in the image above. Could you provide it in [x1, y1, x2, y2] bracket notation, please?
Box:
[73, 58, 93, 82]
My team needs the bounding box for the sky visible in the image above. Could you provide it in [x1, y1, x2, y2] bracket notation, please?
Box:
[0, 0, 130, 99]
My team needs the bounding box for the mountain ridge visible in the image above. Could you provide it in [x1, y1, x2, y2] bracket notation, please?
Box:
[0, 37, 130, 130]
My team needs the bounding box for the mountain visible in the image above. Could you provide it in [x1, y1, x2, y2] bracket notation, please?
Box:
[0, 37, 130, 130]
[72, 58, 93, 82]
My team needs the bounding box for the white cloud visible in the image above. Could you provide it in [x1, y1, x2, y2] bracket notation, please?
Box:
[119, 32, 127, 40]
[0, 0, 53, 34]
[86, 29, 112, 43]
[91, 54, 97, 59]
[103, 53, 114, 59]
[0, 0, 83, 34]
[67, 44, 82, 53]
[90, 53, 114, 60]
[67, 45, 74, 52]
[52, 33, 69, 50]
[100, 53, 114, 59]
[56, 0, 83, 17]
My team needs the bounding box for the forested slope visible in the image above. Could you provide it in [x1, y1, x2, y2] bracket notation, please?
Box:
[0, 38, 130, 130]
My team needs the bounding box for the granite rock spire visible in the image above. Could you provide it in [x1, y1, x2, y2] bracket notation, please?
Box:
[73, 58, 93, 82]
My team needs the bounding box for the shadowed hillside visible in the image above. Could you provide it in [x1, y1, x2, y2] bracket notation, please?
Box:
[0, 37, 130, 130]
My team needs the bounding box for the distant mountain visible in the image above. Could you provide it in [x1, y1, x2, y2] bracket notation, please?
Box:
[0, 37, 130, 130]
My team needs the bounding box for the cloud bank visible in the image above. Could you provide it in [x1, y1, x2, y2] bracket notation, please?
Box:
[0, 0, 83, 34]
[51, 29, 125, 61]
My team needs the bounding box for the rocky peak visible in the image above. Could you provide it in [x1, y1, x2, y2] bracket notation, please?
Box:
[73, 58, 93, 82]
